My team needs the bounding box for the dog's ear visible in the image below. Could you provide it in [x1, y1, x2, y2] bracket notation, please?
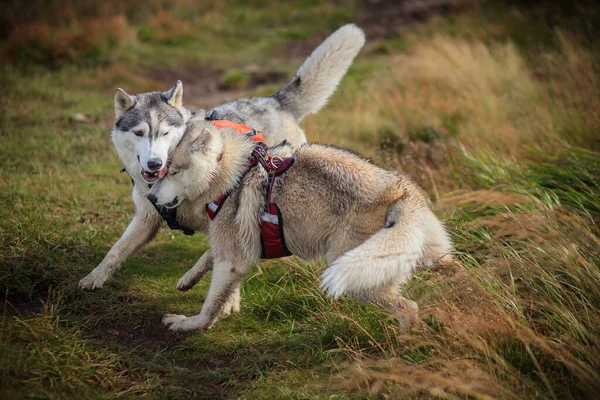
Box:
[190, 109, 206, 122]
[165, 80, 183, 109]
[114, 88, 135, 118]
[190, 128, 213, 154]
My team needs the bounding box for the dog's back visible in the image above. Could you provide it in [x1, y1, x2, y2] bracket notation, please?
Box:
[271, 144, 418, 258]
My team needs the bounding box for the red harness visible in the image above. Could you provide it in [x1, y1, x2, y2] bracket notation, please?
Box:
[206, 120, 295, 259]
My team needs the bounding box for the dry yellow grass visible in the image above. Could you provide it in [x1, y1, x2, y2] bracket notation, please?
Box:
[307, 31, 598, 157]
[2, 14, 132, 64]
[301, 30, 600, 399]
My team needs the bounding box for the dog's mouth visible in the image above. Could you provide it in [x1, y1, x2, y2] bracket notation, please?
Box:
[141, 167, 168, 183]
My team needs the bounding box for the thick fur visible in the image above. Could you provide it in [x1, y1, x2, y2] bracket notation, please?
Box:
[275, 24, 365, 120]
[148, 120, 453, 332]
[79, 24, 366, 290]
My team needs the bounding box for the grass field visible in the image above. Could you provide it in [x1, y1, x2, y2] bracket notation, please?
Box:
[1, 1, 599, 398]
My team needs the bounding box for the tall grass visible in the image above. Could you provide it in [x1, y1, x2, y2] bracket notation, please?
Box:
[301, 29, 600, 399]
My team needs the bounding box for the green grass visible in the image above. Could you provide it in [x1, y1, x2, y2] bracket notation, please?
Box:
[2, 1, 600, 398]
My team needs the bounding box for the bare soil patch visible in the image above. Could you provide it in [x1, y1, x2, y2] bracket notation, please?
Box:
[145, 64, 286, 110]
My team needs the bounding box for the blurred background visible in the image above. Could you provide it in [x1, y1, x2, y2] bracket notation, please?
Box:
[1, 1, 599, 398]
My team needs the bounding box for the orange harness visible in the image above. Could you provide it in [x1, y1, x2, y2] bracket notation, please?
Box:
[209, 119, 266, 143]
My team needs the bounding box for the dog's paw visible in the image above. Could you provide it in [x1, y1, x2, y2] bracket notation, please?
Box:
[79, 268, 110, 290]
[221, 293, 241, 316]
[396, 299, 419, 330]
[320, 264, 347, 299]
[176, 274, 196, 292]
[162, 314, 211, 332]
[162, 313, 187, 327]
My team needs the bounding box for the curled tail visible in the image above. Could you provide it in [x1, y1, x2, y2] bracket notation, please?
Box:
[274, 24, 366, 121]
[320, 199, 431, 299]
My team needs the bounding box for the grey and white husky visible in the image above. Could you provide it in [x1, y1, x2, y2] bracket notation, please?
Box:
[147, 117, 453, 332]
[79, 24, 366, 290]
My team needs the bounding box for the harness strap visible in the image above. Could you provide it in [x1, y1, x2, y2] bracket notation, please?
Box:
[206, 141, 295, 259]
[156, 206, 196, 236]
[208, 119, 266, 143]
[206, 192, 231, 220]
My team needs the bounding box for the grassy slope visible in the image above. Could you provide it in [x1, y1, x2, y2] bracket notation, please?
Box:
[1, 1, 599, 398]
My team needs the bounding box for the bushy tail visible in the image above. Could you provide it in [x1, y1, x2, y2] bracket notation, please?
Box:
[320, 200, 431, 299]
[274, 24, 366, 121]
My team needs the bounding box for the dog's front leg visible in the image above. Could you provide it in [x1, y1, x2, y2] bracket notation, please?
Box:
[176, 251, 242, 313]
[79, 203, 162, 290]
[163, 259, 248, 331]
[176, 251, 214, 291]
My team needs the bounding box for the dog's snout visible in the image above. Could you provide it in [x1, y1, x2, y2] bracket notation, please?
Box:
[147, 193, 158, 204]
[147, 158, 163, 171]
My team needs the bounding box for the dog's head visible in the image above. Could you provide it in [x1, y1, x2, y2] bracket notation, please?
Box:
[147, 119, 223, 207]
[111, 81, 191, 183]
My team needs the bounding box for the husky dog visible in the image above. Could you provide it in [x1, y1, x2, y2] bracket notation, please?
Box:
[79, 24, 366, 290]
[147, 118, 453, 332]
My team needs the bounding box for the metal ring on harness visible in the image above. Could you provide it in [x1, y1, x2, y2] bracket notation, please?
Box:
[269, 156, 283, 169]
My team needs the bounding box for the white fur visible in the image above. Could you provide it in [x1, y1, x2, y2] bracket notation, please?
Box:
[320, 207, 430, 299]
[420, 210, 454, 266]
[279, 24, 366, 120]
[135, 121, 182, 172]
[152, 178, 182, 207]
[222, 287, 241, 314]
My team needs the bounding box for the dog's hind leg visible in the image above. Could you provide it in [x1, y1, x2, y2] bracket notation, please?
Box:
[176, 251, 214, 291]
[163, 259, 249, 332]
[353, 285, 419, 330]
[79, 204, 162, 290]
[321, 198, 429, 299]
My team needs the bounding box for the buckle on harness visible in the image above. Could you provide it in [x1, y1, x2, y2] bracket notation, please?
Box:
[270, 156, 283, 169]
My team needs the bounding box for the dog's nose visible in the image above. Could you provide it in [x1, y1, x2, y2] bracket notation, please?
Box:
[147, 193, 158, 204]
[147, 159, 162, 171]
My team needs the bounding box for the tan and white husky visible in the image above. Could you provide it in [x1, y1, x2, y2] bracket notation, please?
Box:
[147, 116, 453, 332]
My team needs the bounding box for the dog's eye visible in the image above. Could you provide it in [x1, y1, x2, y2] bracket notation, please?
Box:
[164, 131, 169, 136]
[171, 171, 179, 176]
[133, 130, 143, 137]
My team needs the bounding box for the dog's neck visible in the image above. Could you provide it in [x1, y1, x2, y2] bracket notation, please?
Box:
[199, 128, 259, 203]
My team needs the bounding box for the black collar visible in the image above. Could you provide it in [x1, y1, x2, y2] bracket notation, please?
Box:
[153, 204, 195, 235]
[120, 167, 196, 235]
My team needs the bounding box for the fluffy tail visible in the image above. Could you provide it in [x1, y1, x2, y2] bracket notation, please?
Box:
[274, 24, 365, 121]
[320, 200, 431, 299]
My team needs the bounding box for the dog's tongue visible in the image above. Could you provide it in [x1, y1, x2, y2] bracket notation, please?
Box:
[158, 167, 168, 180]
